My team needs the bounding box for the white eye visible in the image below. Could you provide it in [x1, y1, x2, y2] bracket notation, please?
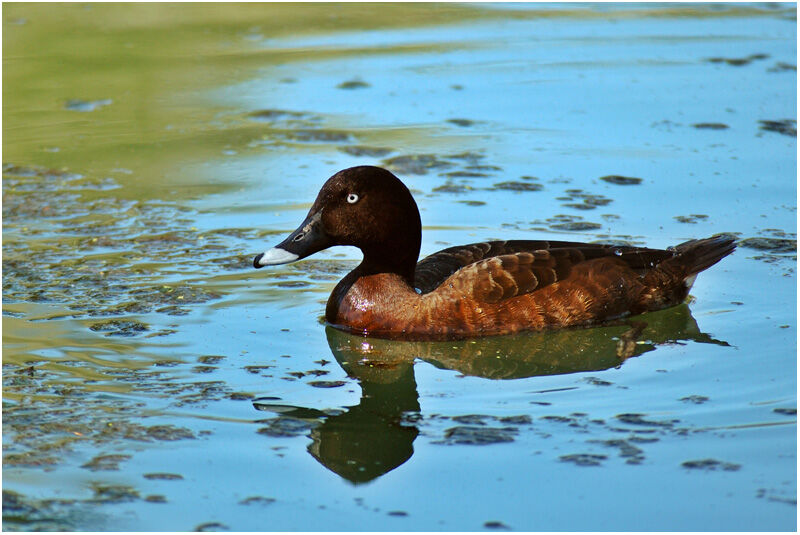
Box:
[346, 193, 359, 204]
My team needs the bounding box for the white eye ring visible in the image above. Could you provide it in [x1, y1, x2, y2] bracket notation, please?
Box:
[346, 193, 359, 204]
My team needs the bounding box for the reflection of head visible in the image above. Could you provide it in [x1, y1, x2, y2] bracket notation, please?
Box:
[306, 359, 420, 484]
[307, 408, 418, 484]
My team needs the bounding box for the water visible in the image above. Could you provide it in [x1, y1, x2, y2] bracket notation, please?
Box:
[3, 3, 796, 531]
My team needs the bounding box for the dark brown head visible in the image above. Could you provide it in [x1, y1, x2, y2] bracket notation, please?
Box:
[253, 166, 422, 283]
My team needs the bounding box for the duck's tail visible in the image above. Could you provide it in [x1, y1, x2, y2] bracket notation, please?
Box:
[639, 234, 736, 311]
[669, 233, 737, 280]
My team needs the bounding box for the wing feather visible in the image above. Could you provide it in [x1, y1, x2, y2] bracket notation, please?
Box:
[441, 251, 567, 303]
[414, 239, 676, 296]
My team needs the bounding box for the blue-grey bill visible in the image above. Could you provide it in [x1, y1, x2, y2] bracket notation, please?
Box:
[254, 247, 299, 268]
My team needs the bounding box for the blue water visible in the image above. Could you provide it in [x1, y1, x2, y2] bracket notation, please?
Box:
[3, 3, 796, 531]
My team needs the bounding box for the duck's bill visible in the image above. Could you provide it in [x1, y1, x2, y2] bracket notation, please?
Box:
[253, 212, 330, 269]
[253, 247, 298, 267]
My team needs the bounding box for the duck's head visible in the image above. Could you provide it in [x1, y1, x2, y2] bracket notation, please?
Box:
[253, 166, 422, 282]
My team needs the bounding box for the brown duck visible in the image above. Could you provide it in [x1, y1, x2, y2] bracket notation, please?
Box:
[253, 166, 735, 340]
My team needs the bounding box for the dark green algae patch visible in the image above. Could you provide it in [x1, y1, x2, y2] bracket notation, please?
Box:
[3, 361, 202, 469]
[1, 157, 371, 528]
[1, 161, 265, 522]
[2, 163, 234, 324]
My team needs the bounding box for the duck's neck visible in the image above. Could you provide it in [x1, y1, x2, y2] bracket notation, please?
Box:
[359, 245, 419, 286]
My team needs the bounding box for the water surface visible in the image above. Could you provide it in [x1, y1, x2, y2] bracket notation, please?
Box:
[3, 3, 796, 531]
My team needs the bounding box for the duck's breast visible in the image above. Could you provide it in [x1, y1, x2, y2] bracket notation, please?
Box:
[327, 272, 421, 335]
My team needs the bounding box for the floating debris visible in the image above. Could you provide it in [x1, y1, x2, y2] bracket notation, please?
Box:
[560, 189, 612, 211]
[88, 483, 140, 504]
[692, 123, 729, 130]
[339, 146, 393, 157]
[589, 439, 645, 465]
[283, 129, 352, 143]
[559, 453, 607, 466]
[468, 164, 503, 172]
[433, 182, 471, 194]
[549, 221, 602, 231]
[444, 171, 489, 178]
[681, 458, 741, 471]
[337, 79, 370, 89]
[674, 214, 709, 224]
[615, 413, 677, 428]
[247, 109, 309, 121]
[439, 426, 517, 445]
[143, 473, 184, 481]
[239, 496, 276, 506]
[243, 365, 273, 375]
[142, 425, 196, 441]
[498, 415, 533, 425]
[738, 237, 796, 253]
[89, 320, 149, 337]
[767, 62, 796, 73]
[227, 392, 254, 401]
[706, 53, 769, 66]
[758, 119, 796, 137]
[540, 415, 574, 424]
[756, 487, 796, 505]
[446, 151, 487, 164]
[198, 355, 225, 365]
[452, 414, 491, 425]
[492, 181, 543, 192]
[382, 154, 453, 175]
[599, 175, 643, 186]
[140, 285, 222, 305]
[447, 118, 476, 127]
[679, 395, 710, 404]
[583, 376, 613, 386]
[195, 522, 229, 532]
[81, 454, 131, 472]
[307, 380, 347, 388]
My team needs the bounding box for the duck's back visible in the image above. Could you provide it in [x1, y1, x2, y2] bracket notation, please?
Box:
[414, 239, 673, 294]
[407, 236, 735, 337]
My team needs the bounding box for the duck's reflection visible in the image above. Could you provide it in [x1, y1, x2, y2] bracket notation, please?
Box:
[254, 304, 727, 484]
[306, 362, 420, 483]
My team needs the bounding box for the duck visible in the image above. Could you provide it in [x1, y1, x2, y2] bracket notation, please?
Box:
[253, 166, 735, 340]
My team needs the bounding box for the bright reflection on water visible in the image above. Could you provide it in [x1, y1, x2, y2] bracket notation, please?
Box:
[3, 3, 796, 531]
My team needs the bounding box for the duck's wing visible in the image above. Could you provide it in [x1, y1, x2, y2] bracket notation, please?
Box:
[414, 240, 673, 296]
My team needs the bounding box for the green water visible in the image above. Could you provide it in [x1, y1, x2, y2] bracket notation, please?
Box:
[3, 3, 796, 531]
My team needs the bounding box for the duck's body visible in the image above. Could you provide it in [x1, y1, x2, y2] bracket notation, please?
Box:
[254, 166, 735, 340]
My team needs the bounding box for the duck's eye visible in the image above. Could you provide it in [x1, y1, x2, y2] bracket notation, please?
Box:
[346, 193, 359, 204]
